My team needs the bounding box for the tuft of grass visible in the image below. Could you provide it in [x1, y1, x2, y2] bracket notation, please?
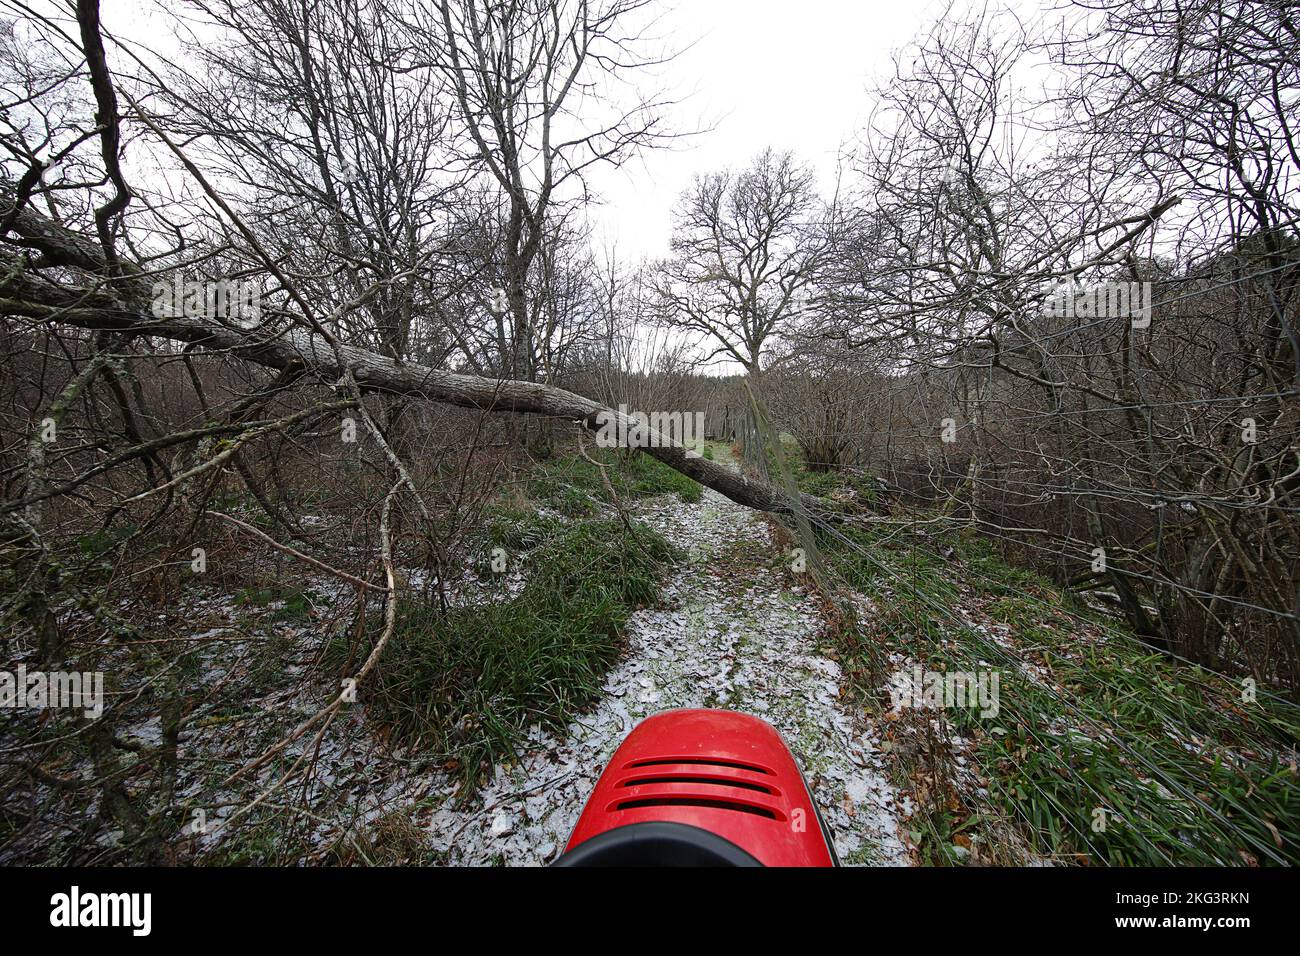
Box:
[758, 435, 880, 504]
[621, 451, 703, 503]
[75, 524, 135, 558]
[234, 584, 320, 623]
[326, 811, 431, 866]
[327, 519, 677, 790]
[481, 505, 563, 551]
[202, 813, 309, 866]
[528, 447, 701, 513]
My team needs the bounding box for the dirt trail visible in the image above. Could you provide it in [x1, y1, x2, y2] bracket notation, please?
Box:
[426, 477, 909, 865]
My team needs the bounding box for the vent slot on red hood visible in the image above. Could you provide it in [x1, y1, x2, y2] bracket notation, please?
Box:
[613, 797, 779, 819]
[625, 757, 773, 775]
[617, 775, 775, 794]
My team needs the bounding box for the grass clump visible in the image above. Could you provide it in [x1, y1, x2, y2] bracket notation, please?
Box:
[759, 434, 880, 504]
[481, 505, 563, 551]
[528, 447, 701, 515]
[234, 584, 321, 623]
[327, 519, 677, 789]
[621, 451, 703, 503]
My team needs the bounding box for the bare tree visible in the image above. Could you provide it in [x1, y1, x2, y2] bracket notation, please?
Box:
[424, 0, 675, 383]
[654, 148, 826, 375]
[796, 0, 1300, 686]
[163, 0, 469, 365]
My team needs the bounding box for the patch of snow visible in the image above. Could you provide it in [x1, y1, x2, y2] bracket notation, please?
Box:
[425, 482, 909, 866]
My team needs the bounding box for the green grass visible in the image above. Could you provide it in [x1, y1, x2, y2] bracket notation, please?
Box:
[481, 505, 563, 552]
[527, 447, 701, 516]
[234, 584, 321, 623]
[327, 519, 678, 790]
[203, 816, 306, 866]
[973, 589, 1300, 866]
[815, 520, 1300, 865]
[758, 434, 879, 504]
[75, 524, 136, 558]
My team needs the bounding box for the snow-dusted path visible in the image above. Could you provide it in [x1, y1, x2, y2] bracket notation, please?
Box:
[425, 479, 909, 866]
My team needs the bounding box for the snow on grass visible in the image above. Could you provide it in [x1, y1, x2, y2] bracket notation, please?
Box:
[7, 453, 906, 866]
[423, 482, 908, 866]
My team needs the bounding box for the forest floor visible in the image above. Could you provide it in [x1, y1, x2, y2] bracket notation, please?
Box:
[5, 446, 1294, 867]
[4, 444, 912, 865]
[422, 465, 909, 865]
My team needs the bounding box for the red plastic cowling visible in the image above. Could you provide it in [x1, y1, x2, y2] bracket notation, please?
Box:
[564, 708, 835, 866]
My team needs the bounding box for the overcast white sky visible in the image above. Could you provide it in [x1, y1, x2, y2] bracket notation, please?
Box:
[585, 0, 957, 261]
[103, 0, 962, 262]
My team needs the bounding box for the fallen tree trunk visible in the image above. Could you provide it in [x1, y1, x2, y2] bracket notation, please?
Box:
[1, 202, 831, 520]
